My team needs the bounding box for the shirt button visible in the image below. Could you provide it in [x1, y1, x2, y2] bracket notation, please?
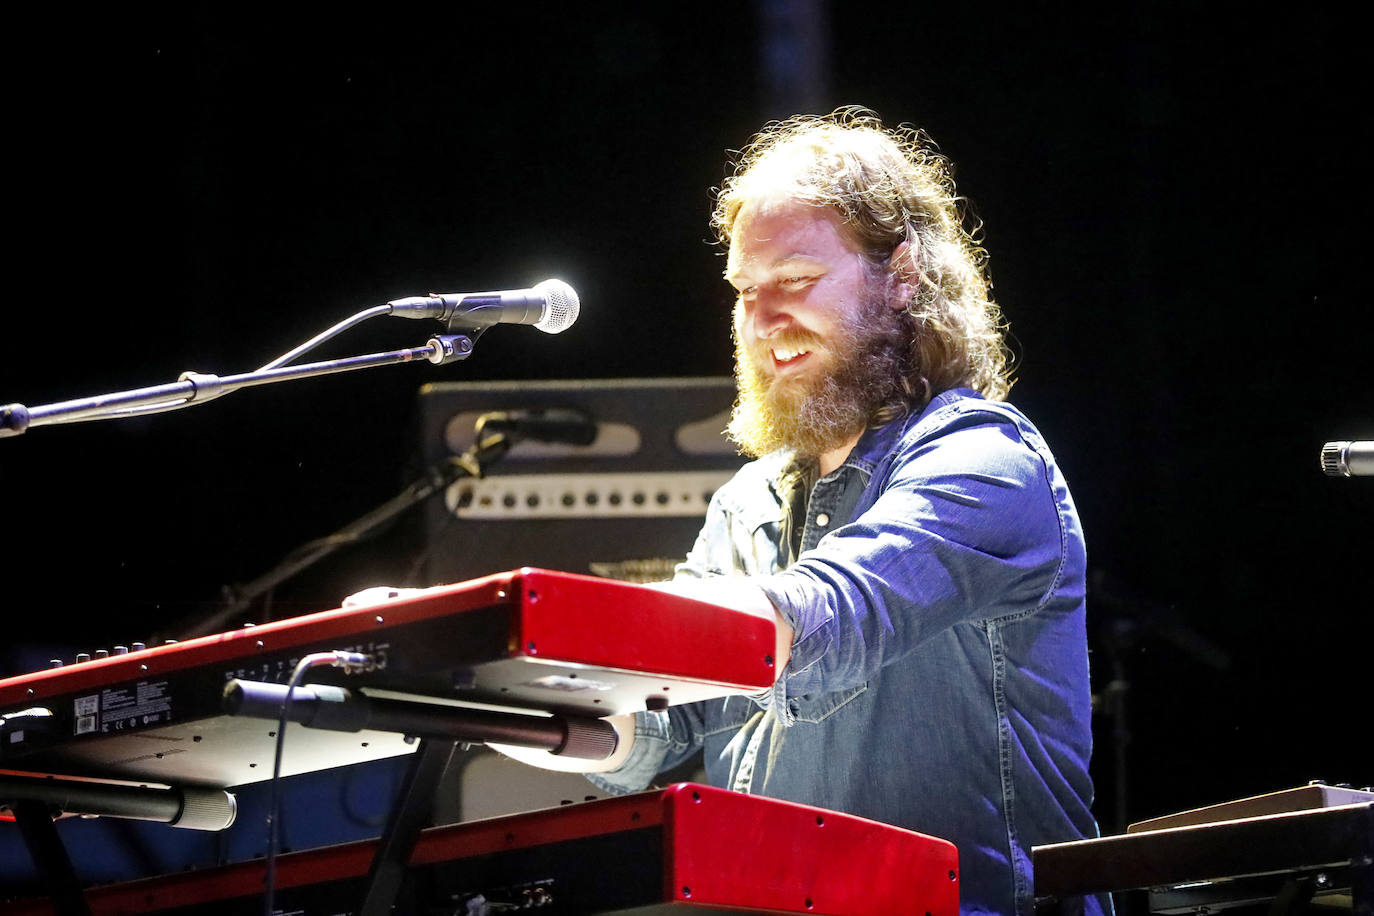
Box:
[815, 513, 830, 527]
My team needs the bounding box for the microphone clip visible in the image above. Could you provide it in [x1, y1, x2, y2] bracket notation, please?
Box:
[426, 332, 479, 365]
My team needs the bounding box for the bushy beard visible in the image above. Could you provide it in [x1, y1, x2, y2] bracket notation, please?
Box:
[727, 288, 910, 460]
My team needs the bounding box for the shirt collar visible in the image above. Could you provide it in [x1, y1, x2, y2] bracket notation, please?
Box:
[836, 387, 984, 477]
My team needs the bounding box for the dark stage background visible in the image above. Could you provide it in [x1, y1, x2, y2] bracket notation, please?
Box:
[1, 1, 1368, 864]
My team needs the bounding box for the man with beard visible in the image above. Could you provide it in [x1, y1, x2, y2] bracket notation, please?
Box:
[499, 110, 1104, 916]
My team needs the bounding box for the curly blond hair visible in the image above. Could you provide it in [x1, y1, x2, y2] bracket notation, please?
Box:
[713, 107, 1012, 405]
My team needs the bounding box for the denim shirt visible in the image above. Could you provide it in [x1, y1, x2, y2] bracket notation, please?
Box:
[591, 389, 1104, 916]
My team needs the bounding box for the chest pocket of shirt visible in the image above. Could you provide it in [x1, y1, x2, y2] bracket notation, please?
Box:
[788, 682, 868, 723]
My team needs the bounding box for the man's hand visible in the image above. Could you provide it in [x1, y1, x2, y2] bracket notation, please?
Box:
[340, 586, 432, 608]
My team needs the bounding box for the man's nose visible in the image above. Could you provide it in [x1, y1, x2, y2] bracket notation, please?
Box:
[746, 288, 792, 339]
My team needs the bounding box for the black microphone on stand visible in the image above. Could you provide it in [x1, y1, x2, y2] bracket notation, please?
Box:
[1320, 440, 1374, 477]
[448, 408, 596, 491]
[387, 279, 580, 334]
[476, 408, 598, 446]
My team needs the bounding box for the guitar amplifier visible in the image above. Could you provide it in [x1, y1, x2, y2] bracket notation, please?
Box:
[415, 377, 743, 820]
[415, 377, 742, 586]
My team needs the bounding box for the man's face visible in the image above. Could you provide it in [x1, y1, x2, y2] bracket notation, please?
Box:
[724, 196, 908, 459]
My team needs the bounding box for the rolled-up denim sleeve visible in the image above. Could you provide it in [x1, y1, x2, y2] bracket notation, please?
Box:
[758, 418, 1070, 708]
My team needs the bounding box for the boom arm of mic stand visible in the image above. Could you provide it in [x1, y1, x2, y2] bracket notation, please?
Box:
[2, 334, 472, 436]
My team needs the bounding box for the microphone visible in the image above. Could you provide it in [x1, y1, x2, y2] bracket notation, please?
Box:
[1320, 440, 1374, 477]
[386, 279, 579, 334]
[476, 409, 598, 445]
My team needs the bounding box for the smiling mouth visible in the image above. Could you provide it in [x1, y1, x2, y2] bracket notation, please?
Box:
[770, 345, 813, 369]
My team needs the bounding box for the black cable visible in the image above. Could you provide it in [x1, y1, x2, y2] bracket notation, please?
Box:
[262, 650, 374, 916]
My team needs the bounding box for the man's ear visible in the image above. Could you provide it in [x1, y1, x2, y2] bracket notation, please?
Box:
[887, 239, 916, 310]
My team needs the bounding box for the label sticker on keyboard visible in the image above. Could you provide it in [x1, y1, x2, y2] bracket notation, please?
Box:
[73, 694, 99, 735]
[97, 681, 173, 733]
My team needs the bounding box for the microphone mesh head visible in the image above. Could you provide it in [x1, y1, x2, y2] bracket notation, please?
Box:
[533, 279, 580, 334]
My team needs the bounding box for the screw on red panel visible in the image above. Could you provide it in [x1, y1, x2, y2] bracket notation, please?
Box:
[681, 887, 691, 899]
[948, 870, 957, 881]
[815, 815, 824, 825]
[804, 899, 814, 909]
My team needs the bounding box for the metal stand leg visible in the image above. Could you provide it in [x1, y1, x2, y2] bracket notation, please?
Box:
[11, 799, 92, 916]
[359, 738, 458, 916]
